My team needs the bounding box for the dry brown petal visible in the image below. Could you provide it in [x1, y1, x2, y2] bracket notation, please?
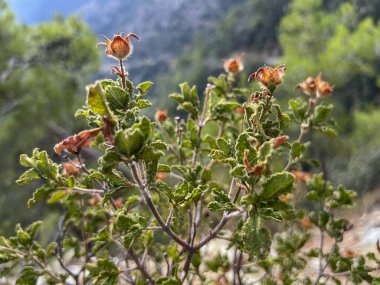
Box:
[273, 135, 289, 149]
[54, 128, 101, 155]
[102, 117, 115, 144]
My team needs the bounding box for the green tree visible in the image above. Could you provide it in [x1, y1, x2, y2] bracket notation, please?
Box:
[0, 0, 100, 234]
[279, 0, 380, 109]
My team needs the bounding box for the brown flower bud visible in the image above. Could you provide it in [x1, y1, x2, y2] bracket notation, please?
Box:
[155, 109, 168, 124]
[156, 172, 167, 181]
[97, 33, 139, 61]
[224, 57, 244, 75]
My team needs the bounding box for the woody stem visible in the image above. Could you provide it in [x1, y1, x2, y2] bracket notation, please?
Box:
[119, 59, 126, 90]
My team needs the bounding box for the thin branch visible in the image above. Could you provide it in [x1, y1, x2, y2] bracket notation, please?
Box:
[68, 187, 104, 194]
[129, 162, 191, 250]
[128, 249, 155, 285]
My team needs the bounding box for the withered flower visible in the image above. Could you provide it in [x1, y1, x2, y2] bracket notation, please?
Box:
[97, 33, 139, 61]
[315, 74, 333, 97]
[296, 77, 317, 95]
[235, 106, 245, 115]
[248, 64, 286, 87]
[279, 193, 294, 203]
[54, 128, 101, 155]
[62, 158, 81, 177]
[341, 248, 357, 259]
[292, 170, 312, 184]
[224, 57, 244, 75]
[297, 74, 333, 97]
[155, 109, 168, 124]
[301, 216, 313, 229]
[114, 197, 124, 209]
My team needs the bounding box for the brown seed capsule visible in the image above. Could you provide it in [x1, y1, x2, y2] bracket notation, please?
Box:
[224, 57, 244, 75]
[155, 109, 168, 124]
[97, 33, 139, 61]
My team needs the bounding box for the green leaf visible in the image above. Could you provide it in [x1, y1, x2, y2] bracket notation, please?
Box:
[207, 188, 237, 212]
[181, 102, 199, 117]
[16, 169, 40, 185]
[136, 81, 153, 95]
[157, 164, 171, 173]
[20, 154, 33, 167]
[259, 172, 294, 200]
[114, 129, 146, 157]
[16, 224, 31, 247]
[258, 141, 273, 162]
[87, 258, 119, 285]
[27, 184, 56, 207]
[136, 99, 152, 109]
[48, 190, 68, 204]
[156, 277, 180, 285]
[291, 141, 305, 159]
[25, 221, 42, 240]
[238, 216, 271, 259]
[312, 104, 333, 123]
[321, 126, 338, 136]
[16, 266, 41, 285]
[169, 93, 184, 103]
[87, 82, 108, 116]
[124, 195, 140, 210]
[105, 86, 130, 112]
[235, 132, 256, 164]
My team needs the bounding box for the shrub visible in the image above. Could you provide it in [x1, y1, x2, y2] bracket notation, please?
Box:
[0, 33, 378, 285]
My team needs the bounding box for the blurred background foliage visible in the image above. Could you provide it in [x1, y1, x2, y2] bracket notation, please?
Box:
[0, 0, 379, 234]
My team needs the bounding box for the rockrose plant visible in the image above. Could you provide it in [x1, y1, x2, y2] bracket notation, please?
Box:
[1, 32, 379, 285]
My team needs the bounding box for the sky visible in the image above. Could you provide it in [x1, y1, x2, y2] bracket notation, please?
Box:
[7, 0, 83, 24]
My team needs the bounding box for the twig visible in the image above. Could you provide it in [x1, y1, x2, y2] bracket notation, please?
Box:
[129, 162, 191, 250]
[68, 187, 104, 194]
[128, 249, 155, 285]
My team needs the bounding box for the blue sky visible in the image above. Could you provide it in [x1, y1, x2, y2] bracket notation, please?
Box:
[7, 0, 83, 24]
